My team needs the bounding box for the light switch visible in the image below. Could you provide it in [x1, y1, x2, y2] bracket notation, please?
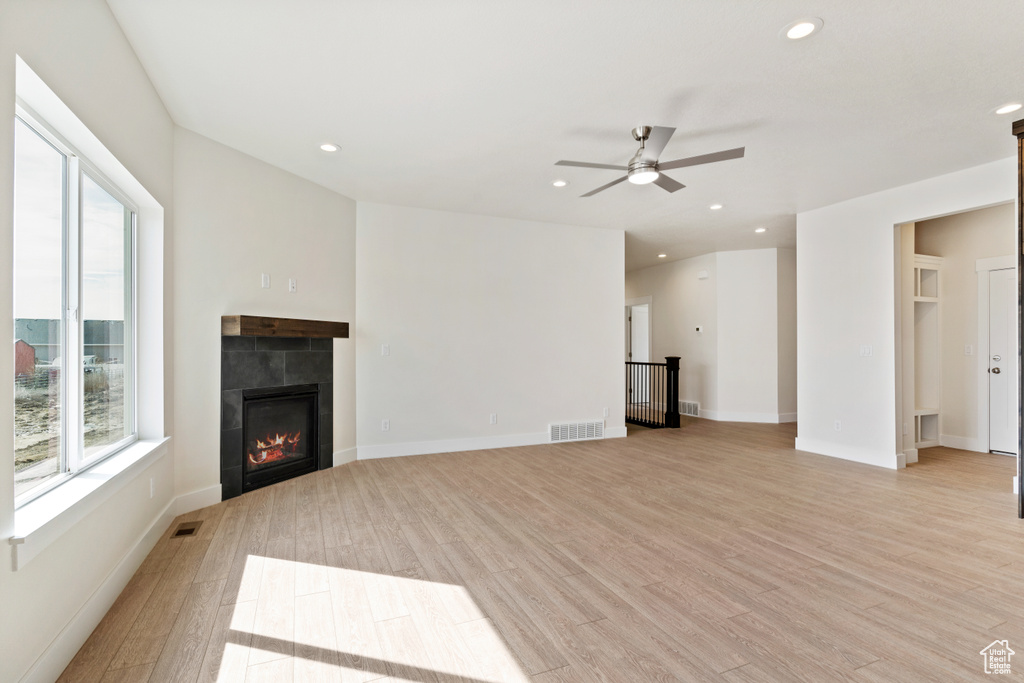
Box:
[261, 273, 270, 289]
[965, 345, 973, 356]
[860, 345, 872, 357]
[381, 344, 390, 356]
[288, 278, 297, 293]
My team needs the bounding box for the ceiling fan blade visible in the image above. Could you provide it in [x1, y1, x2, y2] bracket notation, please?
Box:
[640, 126, 676, 163]
[581, 176, 628, 197]
[658, 147, 745, 171]
[653, 174, 685, 193]
[556, 160, 628, 171]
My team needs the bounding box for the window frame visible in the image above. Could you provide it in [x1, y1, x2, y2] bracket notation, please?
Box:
[14, 103, 139, 508]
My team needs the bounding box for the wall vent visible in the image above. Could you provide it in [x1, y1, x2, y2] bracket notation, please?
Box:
[550, 420, 604, 442]
[681, 401, 700, 417]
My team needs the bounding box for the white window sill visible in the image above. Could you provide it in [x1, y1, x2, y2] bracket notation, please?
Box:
[9, 437, 171, 571]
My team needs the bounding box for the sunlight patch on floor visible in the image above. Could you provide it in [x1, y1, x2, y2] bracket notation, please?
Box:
[212, 554, 529, 682]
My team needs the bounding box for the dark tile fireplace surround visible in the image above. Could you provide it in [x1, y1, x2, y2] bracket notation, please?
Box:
[219, 316, 349, 501]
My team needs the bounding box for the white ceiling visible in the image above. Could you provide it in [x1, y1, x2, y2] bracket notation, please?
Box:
[106, 0, 1024, 271]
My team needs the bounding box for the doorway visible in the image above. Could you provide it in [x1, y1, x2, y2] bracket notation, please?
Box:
[895, 204, 1018, 468]
[625, 297, 652, 409]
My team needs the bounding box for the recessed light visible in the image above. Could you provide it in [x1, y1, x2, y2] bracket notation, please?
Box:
[755, 227, 767, 233]
[552, 179, 568, 187]
[709, 204, 723, 210]
[995, 103, 1022, 115]
[320, 143, 339, 152]
[657, 254, 667, 258]
[782, 18, 823, 40]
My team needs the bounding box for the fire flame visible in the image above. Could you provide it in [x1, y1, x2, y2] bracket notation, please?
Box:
[248, 431, 302, 466]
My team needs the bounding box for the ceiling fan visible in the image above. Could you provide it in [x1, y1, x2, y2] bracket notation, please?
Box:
[555, 126, 745, 197]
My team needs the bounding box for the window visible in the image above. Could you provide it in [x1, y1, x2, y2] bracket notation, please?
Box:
[14, 109, 136, 503]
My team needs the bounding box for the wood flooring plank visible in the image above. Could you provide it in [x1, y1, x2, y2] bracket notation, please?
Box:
[150, 579, 228, 682]
[316, 469, 353, 548]
[295, 530, 330, 597]
[248, 537, 296, 666]
[197, 599, 257, 683]
[245, 657, 293, 683]
[294, 591, 342, 682]
[222, 487, 275, 607]
[455, 617, 530, 683]
[324, 544, 387, 683]
[108, 537, 212, 670]
[58, 572, 162, 683]
[195, 503, 248, 584]
[373, 615, 439, 683]
[98, 663, 155, 683]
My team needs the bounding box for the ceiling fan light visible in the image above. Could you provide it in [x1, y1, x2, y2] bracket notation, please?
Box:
[628, 169, 659, 185]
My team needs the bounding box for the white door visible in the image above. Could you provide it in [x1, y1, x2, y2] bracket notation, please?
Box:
[989, 268, 1018, 454]
[630, 305, 650, 363]
[628, 305, 650, 403]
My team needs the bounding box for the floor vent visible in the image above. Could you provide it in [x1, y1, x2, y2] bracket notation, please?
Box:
[550, 421, 604, 442]
[172, 521, 202, 538]
[681, 401, 700, 417]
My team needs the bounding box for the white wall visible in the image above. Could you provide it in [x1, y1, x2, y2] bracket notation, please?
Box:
[625, 253, 719, 414]
[777, 249, 798, 420]
[0, 2, 176, 681]
[915, 203, 1016, 450]
[717, 249, 780, 422]
[355, 203, 624, 457]
[796, 158, 1016, 469]
[625, 248, 795, 422]
[173, 128, 357, 495]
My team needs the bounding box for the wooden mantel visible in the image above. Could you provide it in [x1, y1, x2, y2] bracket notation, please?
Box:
[222, 315, 349, 338]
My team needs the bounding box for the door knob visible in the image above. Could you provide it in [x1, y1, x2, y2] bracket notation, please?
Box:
[992, 367, 1002, 374]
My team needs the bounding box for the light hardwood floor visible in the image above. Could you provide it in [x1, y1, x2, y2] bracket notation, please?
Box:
[60, 420, 1022, 682]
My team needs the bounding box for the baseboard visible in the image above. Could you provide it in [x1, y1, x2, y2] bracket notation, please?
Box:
[895, 452, 907, 469]
[938, 434, 985, 453]
[778, 412, 798, 423]
[358, 425, 626, 460]
[794, 436, 901, 469]
[333, 447, 357, 467]
[904, 448, 919, 464]
[701, 409, 791, 424]
[19, 498, 177, 683]
[358, 431, 550, 460]
[173, 484, 222, 515]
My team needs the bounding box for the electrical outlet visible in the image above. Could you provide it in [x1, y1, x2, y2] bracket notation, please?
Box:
[149, 477, 155, 499]
[261, 273, 270, 289]
[489, 413, 497, 425]
[288, 278, 297, 293]
[603, 407, 609, 418]
[381, 419, 390, 432]
[834, 420, 842, 432]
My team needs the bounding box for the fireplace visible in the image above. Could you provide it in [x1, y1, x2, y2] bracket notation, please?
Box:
[242, 384, 318, 492]
[220, 322, 344, 500]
